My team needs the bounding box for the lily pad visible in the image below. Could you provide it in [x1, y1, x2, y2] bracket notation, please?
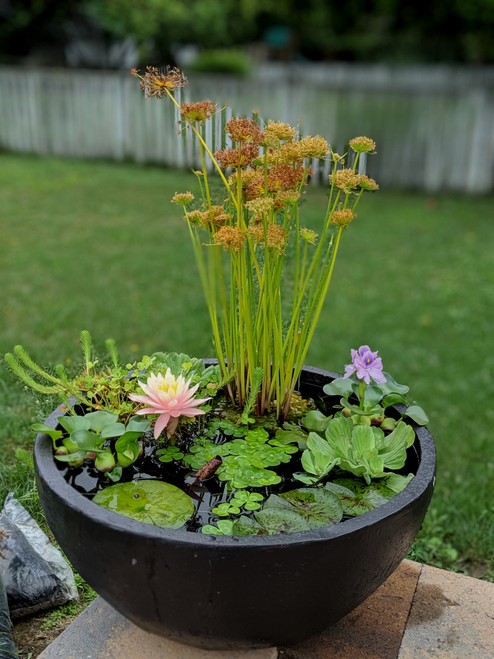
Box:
[256, 489, 343, 533]
[278, 488, 343, 527]
[93, 480, 194, 528]
[254, 506, 312, 534]
[332, 477, 405, 516]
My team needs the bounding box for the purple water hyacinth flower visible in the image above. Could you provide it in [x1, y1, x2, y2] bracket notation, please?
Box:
[343, 345, 387, 385]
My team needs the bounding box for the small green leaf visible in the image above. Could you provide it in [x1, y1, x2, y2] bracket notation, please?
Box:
[302, 410, 331, 432]
[405, 405, 429, 425]
[126, 416, 152, 433]
[58, 415, 91, 433]
[201, 519, 235, 535]
[274, 425, 308, 449]
[71, 429, 103, 451]
[106, 466, 123, 482]
[32, 423, 63, 446]
[157, 446, 184, 463]
[54, 450, 86, 462]
[99, 422, 126, 439]
[293, 471, 320, 485]
[83, 410, 120, 432]
[382, 473, 414, 494]
[381, 393, 408, 408]
[201, 525, 223, 535]
[380, 373, 409, 396]
[323, 378, 354, 397]
[212, 502, 241, 516]
[364, 385, 384, 407]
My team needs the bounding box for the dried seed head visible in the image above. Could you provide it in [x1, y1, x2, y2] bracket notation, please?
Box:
[132, 65, 187, 98]
[247, 223, 265, 244]
[214, 145, 259, 169]
[266, 224, 288, 254]
[206, 205, 232, 229]
[226, 118, 262, 144]
[267, 162, 306, 193]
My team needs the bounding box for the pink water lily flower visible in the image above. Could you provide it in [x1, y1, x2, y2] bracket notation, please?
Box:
[343, 345, 387, 385]
[129, 369, 210, 439]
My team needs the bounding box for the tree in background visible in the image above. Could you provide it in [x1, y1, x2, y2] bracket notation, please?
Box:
[0, 0, 81, 63]
[1, 0, 494, 66]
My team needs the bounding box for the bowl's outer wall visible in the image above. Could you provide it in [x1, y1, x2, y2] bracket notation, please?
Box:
[34, 366, 436, 650]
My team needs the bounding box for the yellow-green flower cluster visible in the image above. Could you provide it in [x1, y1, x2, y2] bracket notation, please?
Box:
[349, 136, 376, 153]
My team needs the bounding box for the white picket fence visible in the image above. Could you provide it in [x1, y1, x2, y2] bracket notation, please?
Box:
[1, 63, 494, 192]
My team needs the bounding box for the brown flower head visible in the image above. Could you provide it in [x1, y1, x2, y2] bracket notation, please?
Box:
[180, 100, 216, 123]
[244, 174, 266, 200]
[357, 175, 379, 191]
[237, 169, 260, 189]
[330, 169, 360, 193]
[214, 145, 259, 169]
[330, 209, 356, 226]
[267, 162, 306, 193]
[247, 223, 265, 244]
[171, 191, 195, 206]
[349, 136, 376, 153]
[132, 66, 187, 98]
[266, 225, 288, 254]
[206, 205, 232, 229]
[226, 118, 262, 144]
[213, 226, 245, 252]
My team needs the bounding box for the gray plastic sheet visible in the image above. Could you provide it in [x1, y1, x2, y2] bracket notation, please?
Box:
[0, 494, 77, 619]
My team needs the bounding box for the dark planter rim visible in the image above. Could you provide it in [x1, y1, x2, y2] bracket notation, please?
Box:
[35, 363, 436, 548]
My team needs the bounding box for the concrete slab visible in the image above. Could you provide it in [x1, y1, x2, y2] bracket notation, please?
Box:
[37, 598, 277, 659]
[399, 563, 494, 658]
[38, 560, 494, 659]
[279, 560, 422, 659]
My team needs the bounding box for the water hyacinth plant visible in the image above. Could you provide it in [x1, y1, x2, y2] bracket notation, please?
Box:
[132, 66, 379, 420]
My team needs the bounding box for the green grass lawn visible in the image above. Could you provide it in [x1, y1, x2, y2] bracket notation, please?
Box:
[1, 152, 493, 581]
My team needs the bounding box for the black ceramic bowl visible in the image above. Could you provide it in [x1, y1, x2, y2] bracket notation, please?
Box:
[34, 365, 435, 650]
